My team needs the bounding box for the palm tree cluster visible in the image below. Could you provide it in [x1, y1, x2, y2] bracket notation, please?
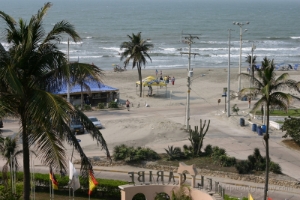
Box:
[241, 56, 300, 200]
[0, 3, 110, 200]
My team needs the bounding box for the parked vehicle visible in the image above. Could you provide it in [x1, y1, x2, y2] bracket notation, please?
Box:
[70, 119, 84, 134]
[88, 116, 102, 129]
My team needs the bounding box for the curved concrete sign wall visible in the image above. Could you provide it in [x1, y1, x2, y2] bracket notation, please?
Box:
[118, 162, 214, 200]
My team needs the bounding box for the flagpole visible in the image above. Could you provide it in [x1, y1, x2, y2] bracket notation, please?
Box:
[49, 179, 52, 200]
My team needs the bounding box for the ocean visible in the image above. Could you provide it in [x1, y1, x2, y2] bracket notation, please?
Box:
[0, 0, 300, 70]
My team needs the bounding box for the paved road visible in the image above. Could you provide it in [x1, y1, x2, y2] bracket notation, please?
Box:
[2, 100, 300, 199]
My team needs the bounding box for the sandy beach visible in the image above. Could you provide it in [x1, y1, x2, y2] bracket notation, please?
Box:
[2, 67, 300, 180]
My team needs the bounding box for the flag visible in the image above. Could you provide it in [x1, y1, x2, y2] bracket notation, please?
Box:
[267, 198, 273, 200]
[69, 160, 80, 191]
[248, 193, 254, 200]
[49, 166, 58, 190]
[88, 170, 98, 195]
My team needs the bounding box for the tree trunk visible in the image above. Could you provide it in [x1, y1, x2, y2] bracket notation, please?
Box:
[263, 103, 270, 200]
[21, 113, 31, 200]
[81, 84, 83, 109]
[138, 65, 142, 97]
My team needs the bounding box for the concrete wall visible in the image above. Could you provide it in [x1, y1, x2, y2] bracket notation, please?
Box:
[119, 184, 214, 200]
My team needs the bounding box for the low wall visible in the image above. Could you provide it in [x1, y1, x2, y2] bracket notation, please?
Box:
[119, 184, 214, 200]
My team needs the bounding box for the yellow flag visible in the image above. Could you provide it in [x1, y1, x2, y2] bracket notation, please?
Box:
[249, 193, 254, 200]
[88, 170, 98, 195]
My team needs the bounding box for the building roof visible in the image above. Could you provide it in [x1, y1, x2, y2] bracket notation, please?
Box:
[54, 80, 119, 95]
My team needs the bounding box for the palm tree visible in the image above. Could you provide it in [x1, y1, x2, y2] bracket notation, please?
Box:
[240, 57, 300, 200]
[69, 62, 103, 109]
[120, 32, 153, 97]
[0, 3, 110, 200]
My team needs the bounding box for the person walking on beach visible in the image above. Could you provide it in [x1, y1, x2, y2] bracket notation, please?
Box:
[126, 99, 130, 111]
[171, 76, 175, 85]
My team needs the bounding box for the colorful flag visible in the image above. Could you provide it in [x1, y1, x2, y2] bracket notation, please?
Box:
[248, 193, 254, 200]
[69, 160, 80, 191]
[49, 166, 59, 190]
[88, 170, 98, 195]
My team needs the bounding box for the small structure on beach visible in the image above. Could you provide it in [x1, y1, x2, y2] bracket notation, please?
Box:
[54, 80, 119, 106]
[136, 76, 168, 97]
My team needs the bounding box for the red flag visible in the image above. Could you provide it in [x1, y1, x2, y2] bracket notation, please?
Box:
[267, 198, 272, 200]
[49, 166, 58, 190]
[88, 170, 98, 195]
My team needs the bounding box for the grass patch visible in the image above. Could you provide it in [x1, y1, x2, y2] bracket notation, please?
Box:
[251, 109, 300, 117]
[31, 192, 110, 200]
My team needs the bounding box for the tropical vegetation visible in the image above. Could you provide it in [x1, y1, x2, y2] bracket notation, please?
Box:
[240, 56, 300, 200]
[120, 32, 153, 97]
[0, 3, 110, 200]
[282, 117, 300, 144]
[69, 62, 103, 109]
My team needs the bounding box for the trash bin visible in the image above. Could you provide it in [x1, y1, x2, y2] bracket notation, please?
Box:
[257, 126, 263, 136]
[261, 125, 266, 133]
[252, 124, 257, 132]
[240, 118, 245, 126]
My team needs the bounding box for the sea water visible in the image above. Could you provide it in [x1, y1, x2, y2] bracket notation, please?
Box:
[0, 0, 299, 70]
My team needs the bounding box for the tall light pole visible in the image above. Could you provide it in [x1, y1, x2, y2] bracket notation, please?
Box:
[67, 38, 70, 103]
[233, 21, 249, 93]
[180, 34, 200, 132]
[227, 29, 233, 117]
[250, 42, 256, 88]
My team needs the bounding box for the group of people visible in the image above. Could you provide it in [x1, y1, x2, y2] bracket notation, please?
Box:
[156, 69, 175, 85]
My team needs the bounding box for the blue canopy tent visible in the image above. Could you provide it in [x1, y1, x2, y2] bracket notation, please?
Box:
[53, 80, 119, 106]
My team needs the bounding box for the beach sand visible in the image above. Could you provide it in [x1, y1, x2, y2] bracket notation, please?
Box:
[2, 67, 300, 179]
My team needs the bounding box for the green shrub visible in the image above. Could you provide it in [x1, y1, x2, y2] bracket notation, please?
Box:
[113, 144, 160, 162]
[98, 103, 105, 109]
[270, 161, 282, 174]
[204, 144, 213, 156]
[224, 194, 248, 200]
[113, 144, 131, 160]
[165, 146, 185, 161]
[220, 155, 236, 167]
[211, 146, 226, 160]
[84, 104, 92, 111]
[182, 144, 193, 158]
[235, 160, 251, 174]
[108, 101, 118, 108]
[0, 185, 22, 200]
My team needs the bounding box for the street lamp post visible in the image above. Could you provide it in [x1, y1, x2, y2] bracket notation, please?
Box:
[233, 21, 249, 93]
[250, 42, 256, 88]
[227, 29, 233, 117]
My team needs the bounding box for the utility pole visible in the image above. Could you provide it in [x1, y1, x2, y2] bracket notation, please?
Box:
[180, 34, 200, 132]
[67, 38, 70, 103]
[227, 29, 233, 117]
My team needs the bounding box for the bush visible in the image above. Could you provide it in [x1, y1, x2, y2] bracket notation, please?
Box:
[270, 161, 282, 174]
[165, 146, 185, 161]
[108, 101, 118, 108]
[235, 160, 252, 174]
[204, 144, 213, 156]
[220, 155, 236, 167]
[113, 144, 160, 162]
[98, 103, 105, 109]
[84, 104, 92, 111]
[211, 146, 226, 160]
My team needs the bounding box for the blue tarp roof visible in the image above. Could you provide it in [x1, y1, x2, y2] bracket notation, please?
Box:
[54, 80, 119, 95]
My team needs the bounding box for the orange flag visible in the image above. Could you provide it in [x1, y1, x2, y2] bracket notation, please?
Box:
[49, 166, 58, 190]
[88, 170, 98, 195]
